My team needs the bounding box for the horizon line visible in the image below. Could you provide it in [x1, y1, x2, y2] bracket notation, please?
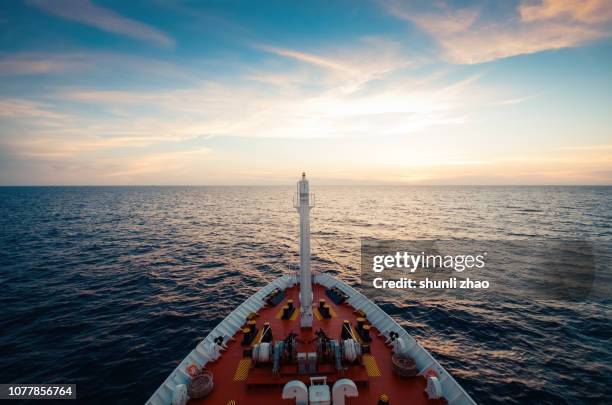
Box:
[1, 183, 611, 187]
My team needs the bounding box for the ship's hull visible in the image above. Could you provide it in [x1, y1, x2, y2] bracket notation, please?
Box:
[147, 273, 476, 405]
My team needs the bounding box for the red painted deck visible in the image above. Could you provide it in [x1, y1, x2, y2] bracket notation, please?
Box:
[190, 283, 446, 405]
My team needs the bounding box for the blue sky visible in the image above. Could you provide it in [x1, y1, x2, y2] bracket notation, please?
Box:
[0, 0, 611, 185]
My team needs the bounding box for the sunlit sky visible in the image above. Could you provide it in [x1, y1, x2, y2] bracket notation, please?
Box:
[1, 0, 611, 185]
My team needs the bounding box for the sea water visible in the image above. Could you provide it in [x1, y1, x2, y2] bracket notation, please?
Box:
[0, 186, 610, 404]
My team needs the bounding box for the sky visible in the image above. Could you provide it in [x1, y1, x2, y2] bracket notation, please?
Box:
[0, 0, 611, 185]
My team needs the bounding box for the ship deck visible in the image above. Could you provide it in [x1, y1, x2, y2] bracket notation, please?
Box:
[190, 282, 446, 405]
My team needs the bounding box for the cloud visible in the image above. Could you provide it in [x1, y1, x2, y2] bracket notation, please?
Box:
[256, 37, 419, 96]
[0, 54, 86, 75]
[0, 56, 491, 181]
[558, 143, 612, 151]
[381, 0, 612, 64]
[27, 0, 174, 47]
[258, 45, 355, 73]
[6, 135, 175, 159]
[0, 51, 200, 83]
[35, 38, 459, 143]
[519, 0, 612, 24]
[439, 22, 603, 64]
[0, 30, 538, 185]
[0, 136, 213, 184]
[0, 98, 68, 120]
[384, 3, 479, 36]
[349, 146, 612, 185]
[496, 95, 536, 105]
[55, 67, 482, 140]
[103, 148, 212, 178]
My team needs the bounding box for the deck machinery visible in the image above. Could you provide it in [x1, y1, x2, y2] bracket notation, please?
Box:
[147, 174, 477, 405]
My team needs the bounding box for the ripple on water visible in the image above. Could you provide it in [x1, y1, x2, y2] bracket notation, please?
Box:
[0, 186, 611, 404]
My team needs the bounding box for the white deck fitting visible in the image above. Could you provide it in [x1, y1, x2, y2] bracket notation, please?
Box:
[314, 273, 476, 405]
[146, 272, 476, 405]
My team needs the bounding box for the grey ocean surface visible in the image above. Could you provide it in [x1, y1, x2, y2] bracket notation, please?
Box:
[0, 186, 611, 404]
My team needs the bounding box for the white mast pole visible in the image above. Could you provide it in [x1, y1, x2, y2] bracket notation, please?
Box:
[295, 172, 314, 328]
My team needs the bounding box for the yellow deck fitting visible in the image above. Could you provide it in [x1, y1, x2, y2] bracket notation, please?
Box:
[351, 326, 364, 344]
[363, 354, 382, 377]
[251, 328, 264, 347]
[313, 305, 337, 320]
[378, 393, 389, 404]
[233, 358, 252, 381]
[275, 305, 299, 320]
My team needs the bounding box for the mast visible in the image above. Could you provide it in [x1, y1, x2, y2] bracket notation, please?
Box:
[294, 172, 314, 328]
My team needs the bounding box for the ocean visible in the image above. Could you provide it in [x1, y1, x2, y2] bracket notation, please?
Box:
[0, 186, 611, 404]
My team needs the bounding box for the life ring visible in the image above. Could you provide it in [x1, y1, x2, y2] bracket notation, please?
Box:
[187, 364, 201, 378]
[423, 368, 437, 378]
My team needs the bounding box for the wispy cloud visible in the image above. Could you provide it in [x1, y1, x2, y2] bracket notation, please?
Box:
[0, 98, 69, 120]
[0, 56, 492, 183]
[519, 0, 612, 24]
[0, 53, 87, 75]
[256, 38, 419, 96]
[27, 0, 174, 47]
[258, 45, 355, 73]
[5, 134, 176, 159]
[496, 94, 536, 105]
[19, 38, 453, 144]
[103, 148, 212, 178]
[0, 51, 200, 82]
[381, 0, 612, 64]
[54, 67, 483, 140]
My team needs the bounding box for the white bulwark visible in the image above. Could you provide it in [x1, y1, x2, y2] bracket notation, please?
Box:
[295, 172, 315, 328]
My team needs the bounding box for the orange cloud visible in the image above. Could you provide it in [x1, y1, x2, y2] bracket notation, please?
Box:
[520, 0, 612, 24]
[381, 0, 612, 64]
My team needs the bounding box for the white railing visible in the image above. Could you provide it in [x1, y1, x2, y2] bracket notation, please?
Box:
[315, 273, 477, 405]
[145, 274, 297, 405]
